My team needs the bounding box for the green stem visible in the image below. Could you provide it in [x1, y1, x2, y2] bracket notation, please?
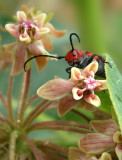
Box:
[71, 109, 91, 122]
[34, 140, 68, 155]
[0, 115, 14, 129]
[26, 94, 38, 109]
[22, 134, 43, 160]
[16, 72, 26, 120]
[7, 75, 14, 121]
[26, 120, 91, 133]
[0, 91, 8, 110]
[23, 100, 50, 127]
[9, 131, 17, 160]
[27, 126, 90, 134]
[16, 69, 31, 124]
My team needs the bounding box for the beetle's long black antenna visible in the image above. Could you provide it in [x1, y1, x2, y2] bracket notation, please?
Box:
[70, 33, 80, 52]
[24, 55, 65, 72]
[104, 61, 112, 68]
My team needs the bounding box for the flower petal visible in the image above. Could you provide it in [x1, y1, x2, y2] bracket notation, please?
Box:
[84, 93, 101, 107]
[91, 119, 119, 136]
[115, 145, 122, 160]
[11, 42, 27, 75]
[34, 13, 47, 28]
[34, 27, 50, 40]
[37, 79, 73, 100]
[28, 41, 49, 71]
[69, 147, 97, 160]
[72, 87, 85, 100]
[78, 133, 115, 154]
[99, 152, 112, 160]
[42, 35, 53, 50]
[46, 23, 66, 37]
[95, 80, 108, 91]
[5, 24, 19, 38]
[17, 11, 27, 23]
[19, 30, 31, 44]
[80, 100, 97, 112]
[113, 131, 122, 143]
[71, 67, 85, 82]
[69, 147, 84, 160]
[82, 61, 98, 77]
[58, 94, 79, 117]
[0, 42, 16, 71]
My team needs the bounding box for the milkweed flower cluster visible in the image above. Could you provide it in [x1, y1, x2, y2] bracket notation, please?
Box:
[69, 119, 122, 160]
[0, 4, 120, 160]
[79, 119, 120, 153]
[5, 11, 66, 44]
[37, 61, 107, 117]
[4, 8, 66, 75]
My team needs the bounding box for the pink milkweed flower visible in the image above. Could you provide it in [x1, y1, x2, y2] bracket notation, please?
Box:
[78, 119, 122, 160]
[5, 10, 66, 44]
[69, 147, 113, 160]
[37, 61, 108, 117]
[4, 9, 66, 75]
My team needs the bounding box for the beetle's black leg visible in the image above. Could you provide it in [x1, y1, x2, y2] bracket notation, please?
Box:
[97, 56, 112, 68]
[66, 67, 72, 78]
[87, 54, 97, 64]
[104, 61, 112, 68]
[66, 67, 72, 74]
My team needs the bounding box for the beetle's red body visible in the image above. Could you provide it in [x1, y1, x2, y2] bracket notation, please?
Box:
[65, 50, 84, 65]
[65, 50, 103, 65]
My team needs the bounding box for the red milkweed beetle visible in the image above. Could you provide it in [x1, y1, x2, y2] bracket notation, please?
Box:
[24, 33, 112, 78]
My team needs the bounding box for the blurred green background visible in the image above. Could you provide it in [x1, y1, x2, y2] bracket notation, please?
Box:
[0, 0, 122, 147]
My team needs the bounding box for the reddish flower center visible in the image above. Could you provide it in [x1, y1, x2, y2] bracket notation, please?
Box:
[84, 77, 97, 90]
[22, 20, 34, 29]
[77, 89, 83, 96]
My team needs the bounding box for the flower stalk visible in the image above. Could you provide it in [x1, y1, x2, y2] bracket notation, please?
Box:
[0, 91, 8, 110]
[27, 126, 90, 134]
[23, 100, 51, 127]
[22, 134, 43, 160]
[35, 140, 68, 156]
[26, 120, 92, 133]
[26, 94, 38, 108]
[9, 131, 17, 160]
[71, 109, 91, 122]
[7, 75, 14, 121]
[0, 115, 14, 129]
[16, 69, 31, 124]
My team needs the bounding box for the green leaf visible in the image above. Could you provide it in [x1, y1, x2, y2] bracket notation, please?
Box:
[96, 90, 112, 114]
[105, 54, 122, 132]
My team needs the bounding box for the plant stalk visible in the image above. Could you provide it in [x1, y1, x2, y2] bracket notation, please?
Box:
[71, 109, 91, 122]
[23, 100, 51, 127]
[16, 69, 31, 124]
[0, 91, 8, 110]
[27, 126, 91, 134]
[7, 75, 14, 121]
[26, 120, 91, 133]
[9, 131, 17, 160]
[26, 94, 38, 109]
[22, 134, 43, 160]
